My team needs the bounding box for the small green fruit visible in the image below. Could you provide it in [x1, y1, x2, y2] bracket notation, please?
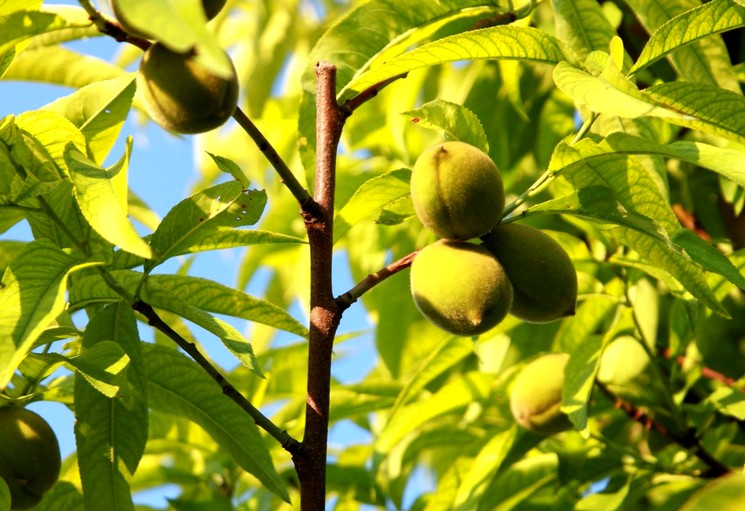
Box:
[411, 141, 505, 240]
[0, 407, 61, 510]
[138, 42, 239, 134]
[482, 223, 577, 323]
[510, 353, 572, 435]
[410, 240, 513, 336]
[597, 335, 660, 405]
[111, 0, 228, 38]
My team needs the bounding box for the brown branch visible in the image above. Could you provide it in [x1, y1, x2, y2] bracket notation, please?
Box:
[597, 381, 730, 478]
[131, 300, 301, 453]
[232, 107, 316, 213]
[341, 73, 408, 114]
[293, 62, 347, 511]
[335, 250, 418, 310]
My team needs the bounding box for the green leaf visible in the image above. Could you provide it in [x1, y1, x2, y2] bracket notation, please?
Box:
[401, 99, 489, 152]
[342, 26, 574, 101]
[672, 229, 745, 290]
[376, 372, 491, 451]
[630, 0, 745, 75]
[3, 46, 125, 89]
[622, 0, 740, 92]
[111, 0, 233, 78]
[552, 0, 619, 62]
[148, 181, 267, 269]
[0, 239, 98, 389]
[642, 81, 745, 145]
[65, 341, 130, 398]
[34, 482, 84, 511]
[74, 305, 148, 511]
[14, 109, 88, 178]
[476, 454, 559, 511]
[65, 142, 155, 260]
[553, 60, 685, 120]
[680, 473, 745, 511]
[73, 271, 308, 337]
[707, 386, 745, 420]
[334, 168, 411, 243]
[206, 152, 249, 188]
[45, 75, 136, 164]
[142, 343, 289, 502]
[562, 334, 603, 436]
[0, 478, 8, 511]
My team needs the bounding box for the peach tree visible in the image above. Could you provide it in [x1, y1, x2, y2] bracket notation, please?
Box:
[2, 0, 745, 510]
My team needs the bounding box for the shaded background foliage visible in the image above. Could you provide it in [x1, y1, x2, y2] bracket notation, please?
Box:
[2, 0, 745, 510]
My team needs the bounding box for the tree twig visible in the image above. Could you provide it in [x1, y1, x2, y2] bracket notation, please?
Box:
[341, 73, 408, 114]
[132, 300, 301, 453]
[335, 251, 418, 310]
[597, 381, 730, 478]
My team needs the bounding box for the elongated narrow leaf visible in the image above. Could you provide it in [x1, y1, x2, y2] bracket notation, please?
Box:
[672, 229, 745, 290]
[45, 75, 136, 164]
[66, 143, 154, 259]
[630, 0, 745, 75]
[64, 341, 130, 398]
[623, 0, 740, 92]
[74, 304, 148, 511]
[553, 61, 686, 120]
[148, 181, 267, 268]
[142, 343, 289, 502]
[680, 473, 745, 511]
[376, 372, 491, 451]
[342, 26, 574, 100]
[642, 81, 745, 145]
[562, 334, 603, 436]
[0, 239, 98, 389]
[4, 46, 125, 89]
[69, 270, 308, 337]
[334, 168, 411, 243]
[14, 109, 88, 178]
[401, 100, 489, 152]
[552, 0, 618, 61]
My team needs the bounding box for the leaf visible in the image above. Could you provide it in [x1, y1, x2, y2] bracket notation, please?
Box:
[111, 0, 232, 78]
[68, 270, 308, 351]
[45, 75, 136, 164]
[341, 26, 574, 101]
[142, 343, 289, 502]
[65, 142, 154, 260]
[552, 0, 619, 61]
[642, 81, 745, 145]
[65, 341, 130, 398]
[334, 168, 411, 243]
[476, 454, 558, 511]
[206, 152, 249, 188]
[0, 240, 99, 389]
[707, 386, 745, 420]
[3, 46, 125, 89]
[680, 473, 745, 511]
[562, 334, 603, 436]
[401, 99, 489, 152]
[672, 229, 745, 290]
[376, 372, 491, 451]
[623, 0, 740, 92]
[74, 305, 148, 511]
[630, 0, 745, 75]
[33, 482, 84, 511]
[148, 181, 267, 268]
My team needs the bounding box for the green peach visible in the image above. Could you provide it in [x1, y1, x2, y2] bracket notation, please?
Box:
[509, 353, 572, 435]
[411, 141, 504, 240]
[410, 240, 513, 336]
[137, 42, 239, 134]
[0, 407, 61, 510]
[482, 223, 577, 323]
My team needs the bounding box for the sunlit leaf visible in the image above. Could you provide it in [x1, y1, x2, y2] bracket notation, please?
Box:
[562, 334, 603, 436]
[680, 472, 745, 511]
[401, 99, 489, 152]
[0, 239, 99, 389]
[630, 0, 745, 75]
[142, 343, 289, 502]
[66, 142, 154, 260]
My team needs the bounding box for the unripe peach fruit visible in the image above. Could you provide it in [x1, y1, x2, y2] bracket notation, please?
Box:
[509, 353, 572, 435]
[482, 223, 577, 323]
[411, 141, 504, 240]
[0, 407, 61, 510]
[410, 240, 513, 336]
[137, 42, 239, 134]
